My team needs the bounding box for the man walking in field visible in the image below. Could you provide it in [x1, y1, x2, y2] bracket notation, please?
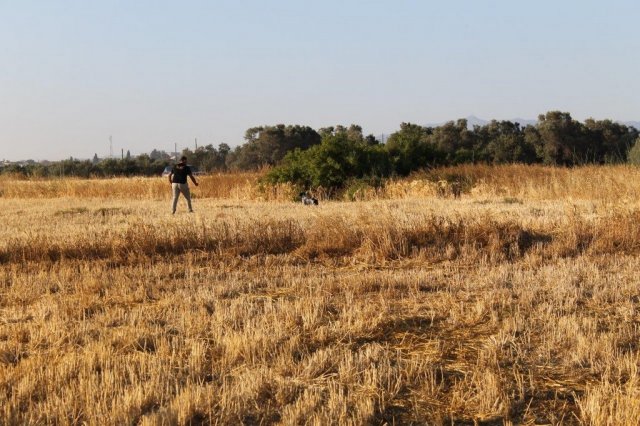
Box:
[169, 156, 198, 214]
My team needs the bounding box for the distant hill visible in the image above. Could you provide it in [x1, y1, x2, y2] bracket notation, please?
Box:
[462, 115, 488, 127]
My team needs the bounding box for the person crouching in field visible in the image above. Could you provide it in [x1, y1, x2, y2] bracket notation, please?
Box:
[169, 156, 198, 214]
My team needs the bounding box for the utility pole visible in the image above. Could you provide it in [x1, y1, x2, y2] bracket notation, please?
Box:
[109, 136, 113, 158]
[195, 138, 198, 150]
[174, 143, 177, 159]
[121, 148, 124, 160]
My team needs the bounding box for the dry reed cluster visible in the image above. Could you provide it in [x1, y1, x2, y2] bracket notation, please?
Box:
[1, 166, 639, 425]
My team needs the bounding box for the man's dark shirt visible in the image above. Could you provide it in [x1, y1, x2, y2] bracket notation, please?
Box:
[171, 164, 192, 184]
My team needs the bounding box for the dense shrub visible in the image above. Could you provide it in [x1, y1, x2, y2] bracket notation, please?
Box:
[266, 132, 391, 189]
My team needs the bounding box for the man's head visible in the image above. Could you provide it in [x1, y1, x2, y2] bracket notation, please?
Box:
[179, 156, 187, 164]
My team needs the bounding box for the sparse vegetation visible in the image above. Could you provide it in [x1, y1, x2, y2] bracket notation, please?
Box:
[1, 165, 640, 424]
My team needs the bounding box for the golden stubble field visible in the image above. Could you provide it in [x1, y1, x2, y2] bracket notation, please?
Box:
[1, 165, 640, 425]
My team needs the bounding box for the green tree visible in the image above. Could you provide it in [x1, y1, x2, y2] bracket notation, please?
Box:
[427, 119, 474, 164]
[536, 111, 585, 165]
[583, 119, 638, 163]
[227, 125, 321, 170]
[385, 123, 434, 175]
[478, 120, 537, 164]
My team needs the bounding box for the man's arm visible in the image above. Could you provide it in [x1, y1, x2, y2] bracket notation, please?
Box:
[187, 166, 198, 186]
[168, 171, 173, 184]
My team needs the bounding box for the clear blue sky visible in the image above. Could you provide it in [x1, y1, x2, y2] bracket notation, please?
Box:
[1, 0, 638, 161]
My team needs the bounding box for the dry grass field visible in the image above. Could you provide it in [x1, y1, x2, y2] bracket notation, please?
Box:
[1, 165, 640, 425]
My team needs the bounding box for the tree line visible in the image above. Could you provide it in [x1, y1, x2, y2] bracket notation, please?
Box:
[267, 112, 640, 189]
[2, 112, 638, 185]
[0, 146, 232, 178]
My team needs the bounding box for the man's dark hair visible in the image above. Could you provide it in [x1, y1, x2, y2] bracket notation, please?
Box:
[180, 156, 187, 161]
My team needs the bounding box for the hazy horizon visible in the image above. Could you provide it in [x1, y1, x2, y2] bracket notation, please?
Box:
[2, 0, 639, 161]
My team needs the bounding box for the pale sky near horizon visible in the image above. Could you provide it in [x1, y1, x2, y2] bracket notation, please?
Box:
[1, 0, 639, 161]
